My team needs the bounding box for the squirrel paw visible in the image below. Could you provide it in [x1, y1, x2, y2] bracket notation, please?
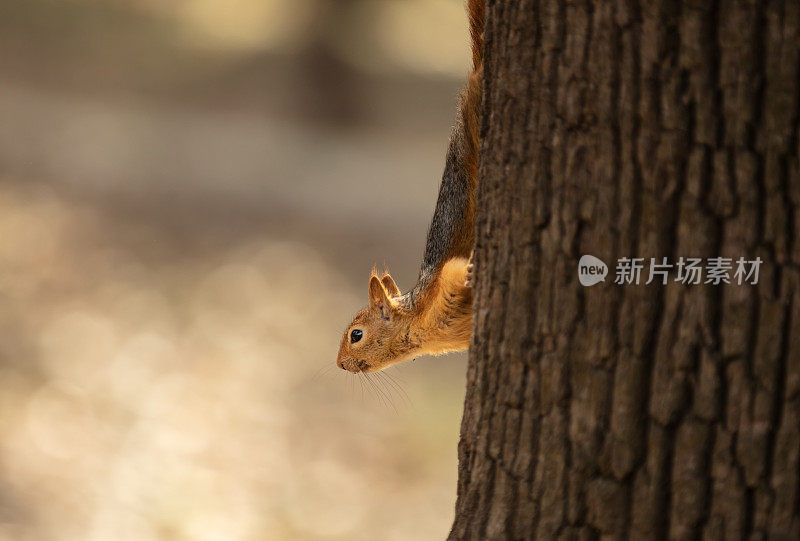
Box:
[464, 252, 474, 288]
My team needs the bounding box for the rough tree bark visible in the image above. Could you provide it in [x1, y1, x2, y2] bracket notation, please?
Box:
[450, 1, 800, 539]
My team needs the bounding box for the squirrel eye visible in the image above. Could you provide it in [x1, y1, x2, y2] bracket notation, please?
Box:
[350, 329, 363, 343]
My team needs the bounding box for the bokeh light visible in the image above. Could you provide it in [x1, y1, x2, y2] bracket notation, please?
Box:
[0, 0, 470, 539]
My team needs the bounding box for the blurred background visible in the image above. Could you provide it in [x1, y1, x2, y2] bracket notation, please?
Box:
[0, 1, 471, 539]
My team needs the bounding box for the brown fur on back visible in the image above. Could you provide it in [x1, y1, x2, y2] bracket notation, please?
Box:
[413, 0, 483, 288]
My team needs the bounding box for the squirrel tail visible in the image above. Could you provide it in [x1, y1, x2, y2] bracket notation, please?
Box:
[468, 0, 484, 73]
[463, 0, 484, 216]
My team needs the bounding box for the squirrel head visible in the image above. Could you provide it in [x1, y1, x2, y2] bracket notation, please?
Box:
[336, 271, 415, 373]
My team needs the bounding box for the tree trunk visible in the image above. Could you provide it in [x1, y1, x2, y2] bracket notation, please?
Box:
[450, 1, 800, 539]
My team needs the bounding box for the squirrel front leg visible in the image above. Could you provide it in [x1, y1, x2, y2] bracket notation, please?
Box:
[419, 256, 473, 355]
[464, 251, 474, 288]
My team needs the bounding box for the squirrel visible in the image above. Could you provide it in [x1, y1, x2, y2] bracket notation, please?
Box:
[336, 0, 484, 374]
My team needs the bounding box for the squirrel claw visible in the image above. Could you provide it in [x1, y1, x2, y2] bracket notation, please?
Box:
[464, 252, 474, 287]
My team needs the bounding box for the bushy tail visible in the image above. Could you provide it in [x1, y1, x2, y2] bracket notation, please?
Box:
[469, 0, 484, 72]
[464, 0, 484, 192]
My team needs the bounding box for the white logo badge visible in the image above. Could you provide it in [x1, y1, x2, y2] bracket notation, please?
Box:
[578, 255, 608, 286]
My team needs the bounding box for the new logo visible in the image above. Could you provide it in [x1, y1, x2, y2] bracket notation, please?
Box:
[578, 255, 608, 286]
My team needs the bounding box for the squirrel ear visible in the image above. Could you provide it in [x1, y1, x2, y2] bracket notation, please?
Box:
[381, 273, 401, 298]
[368, 276, 392, 317]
